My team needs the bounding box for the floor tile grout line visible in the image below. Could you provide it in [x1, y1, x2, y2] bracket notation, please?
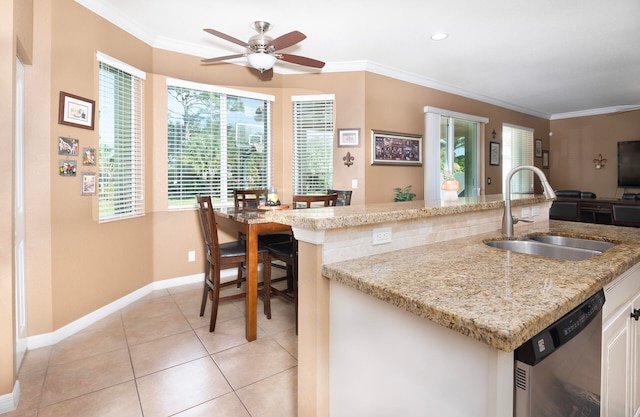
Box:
[13, 284, 297, 416]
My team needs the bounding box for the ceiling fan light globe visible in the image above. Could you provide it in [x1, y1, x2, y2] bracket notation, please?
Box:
[247, 53, 276, 71]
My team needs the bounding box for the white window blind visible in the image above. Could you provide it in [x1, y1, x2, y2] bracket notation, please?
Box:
[98, 58, 145, 222]
[292, 95, 334, 194]
[502, 124, 534, 193]
[167, 80, 273, 208]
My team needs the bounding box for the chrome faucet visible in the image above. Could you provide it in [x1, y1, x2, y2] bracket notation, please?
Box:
[503, 165, 556, 237]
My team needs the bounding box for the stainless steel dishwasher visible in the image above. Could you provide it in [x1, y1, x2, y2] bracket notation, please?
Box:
[514, 289, 605, 417]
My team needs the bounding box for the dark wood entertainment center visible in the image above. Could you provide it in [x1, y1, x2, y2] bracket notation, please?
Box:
[550, 197, 640, 227]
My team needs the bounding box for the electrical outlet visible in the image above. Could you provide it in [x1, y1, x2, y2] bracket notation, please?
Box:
[532, 205, 540, 216]
[521, 207, 531, 218]
[372, 227, 392, 245]
[352, 179, 358, 189]
[188, 250, 196, 262]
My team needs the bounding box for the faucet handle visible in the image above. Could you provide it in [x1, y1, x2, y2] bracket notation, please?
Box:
[512, 216, 534, 225]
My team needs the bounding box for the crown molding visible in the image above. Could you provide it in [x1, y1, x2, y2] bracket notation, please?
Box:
[551, 105, 639, 120]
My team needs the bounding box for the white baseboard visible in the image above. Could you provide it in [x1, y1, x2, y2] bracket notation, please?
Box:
[0, 380, 20, 414]
[26, 272, 221, 350]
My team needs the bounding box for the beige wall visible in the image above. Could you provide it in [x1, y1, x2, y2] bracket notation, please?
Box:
[362, 73, 553, 202]
[3, 0, 633, 400]
[550, 111, 640, 198]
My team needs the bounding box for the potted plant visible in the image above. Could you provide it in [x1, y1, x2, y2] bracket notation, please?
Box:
[394, 185, 416, 202]
[441, 171, 460, 201]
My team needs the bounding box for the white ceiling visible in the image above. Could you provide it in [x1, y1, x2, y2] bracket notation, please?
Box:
[76, 0, 640, 119]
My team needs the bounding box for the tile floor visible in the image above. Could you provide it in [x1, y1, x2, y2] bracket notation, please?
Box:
[4, 279, 298, 417]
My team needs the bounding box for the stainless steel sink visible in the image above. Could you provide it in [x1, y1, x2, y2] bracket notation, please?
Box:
[528, 235, 615, 252]
[485, 239, 602, 261]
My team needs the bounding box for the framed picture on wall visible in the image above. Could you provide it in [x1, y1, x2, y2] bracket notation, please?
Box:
[535, 139, 543, 158]
[337, 128, 360, 147]
[58, 136, 79, 156]
[371, 130, 422, 166]
[490, 141, 500, 166]
[58, 91, 95, 130]
[82, 147, 97, 166]
[542, 150, 549, 168]
[81, 172, 97, 196]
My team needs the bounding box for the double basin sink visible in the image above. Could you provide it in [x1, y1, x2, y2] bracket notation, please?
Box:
[485, 235, 616, 261]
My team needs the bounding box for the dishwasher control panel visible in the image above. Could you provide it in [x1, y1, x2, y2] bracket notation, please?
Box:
[515, 289, 605, 366]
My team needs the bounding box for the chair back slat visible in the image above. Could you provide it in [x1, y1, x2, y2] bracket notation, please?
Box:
[234, 189, 268, 209]
[292, 194, 338, 209]
[326, 189, 352, 206]
[196, 195, 221, 261]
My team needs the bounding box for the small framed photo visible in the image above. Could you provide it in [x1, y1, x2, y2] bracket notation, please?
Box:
[81, 172, 97, 196]
[82, 147, 97, 166]
[535, 139, 543, 158]
[58, 136, 79, 156]
[542, 150, 549, 168]
[337, 128, 360, 147]
[58, 91, 95, 130]
[371, 130, 422, 166]
[58, 159, 77, 177]
[490, 141, 500, 166]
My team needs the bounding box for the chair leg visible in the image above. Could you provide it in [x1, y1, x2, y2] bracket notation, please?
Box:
[237, 263, 244, 288]
[199, 260, 210, 317]
[209, 265, 221, 332]
[263, 253, 272, 320]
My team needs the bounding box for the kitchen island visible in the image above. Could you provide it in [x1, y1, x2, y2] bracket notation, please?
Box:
[265, 195, 640, 417]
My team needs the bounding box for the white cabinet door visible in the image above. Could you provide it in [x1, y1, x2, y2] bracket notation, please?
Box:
[631, 293, 640, 417]
[602, 306, 631, 417]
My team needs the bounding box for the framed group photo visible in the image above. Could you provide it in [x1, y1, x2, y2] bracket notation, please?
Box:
[371, 130, 422, 166]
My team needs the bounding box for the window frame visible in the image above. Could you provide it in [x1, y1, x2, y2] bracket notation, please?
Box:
[166, 78, 275, 210]
[502, 123, 535, 194]
[292, 94, 335, 195]
[97, 52, 146, 223]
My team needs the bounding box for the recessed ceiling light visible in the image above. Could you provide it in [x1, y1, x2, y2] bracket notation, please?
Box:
[431, 33, 448, 41]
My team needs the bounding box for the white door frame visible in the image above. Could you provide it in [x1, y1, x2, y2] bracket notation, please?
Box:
[15, 56, 27, 369]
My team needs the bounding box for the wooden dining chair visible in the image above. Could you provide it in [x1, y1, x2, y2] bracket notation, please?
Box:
[233, 188, 291, 285]
[266, 193, 338, 333]
[197, 195, 272, 332]
[291, 193, 338, 208]
[327, 189, 353, 206]
[233, 189, 267, 209]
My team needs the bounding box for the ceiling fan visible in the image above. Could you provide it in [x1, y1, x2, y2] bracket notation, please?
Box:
[201, 21, 325, 81]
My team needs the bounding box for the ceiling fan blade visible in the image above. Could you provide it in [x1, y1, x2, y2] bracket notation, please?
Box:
[203, 28, 248, 48]
[259, 68, 274, 81]
[279, 53, 325, 68]
[268, 31, 306, 51]
[201, 53, 246, 63]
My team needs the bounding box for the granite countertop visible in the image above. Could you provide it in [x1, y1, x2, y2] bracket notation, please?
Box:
[321, 220, 640, 352]
[265, 194, 548, 230]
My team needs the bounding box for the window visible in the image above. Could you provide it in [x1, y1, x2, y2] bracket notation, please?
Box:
[167, 79, 274, 208]
[439, 117, 480, 197]
[292, 95, 335, 194]
[424, 107, 488, 200]
[97, 53, 145, 222]
[502, 124, 534, 193]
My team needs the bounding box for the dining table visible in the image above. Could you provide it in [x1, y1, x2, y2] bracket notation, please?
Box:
[214, 206, 292, 341]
